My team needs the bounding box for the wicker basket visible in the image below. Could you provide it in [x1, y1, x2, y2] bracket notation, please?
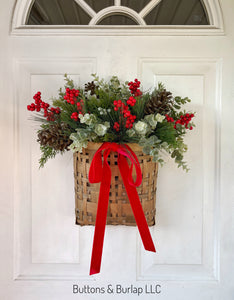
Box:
[73, 142, 158, 226]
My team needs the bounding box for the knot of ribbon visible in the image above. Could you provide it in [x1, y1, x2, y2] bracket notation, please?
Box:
[89, 142, 156, 275]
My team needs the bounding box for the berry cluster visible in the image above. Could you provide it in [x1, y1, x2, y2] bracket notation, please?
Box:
[113, 99, 136, 130]
[71, 112, 79, 121]
[27, 92, 60, 121]
[125, 115, 136, 129]
[165, 113, 194, 130]
[165, 114, 174, 123]
[113, 122, 120, 132]
[114, 100, 124, 111]
[64, 88, 80, 105]
[128, 79, 142, 97]
[70, 100, 85, 121]
[175, 113, 194, 130]
[126, 96, 136, 106]
[76, 99, 84, 113]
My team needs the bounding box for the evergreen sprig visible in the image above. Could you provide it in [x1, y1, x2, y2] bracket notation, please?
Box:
[39, 145, 58, 168]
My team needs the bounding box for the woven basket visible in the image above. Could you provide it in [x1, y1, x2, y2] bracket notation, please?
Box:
[73, 142, 158, 226]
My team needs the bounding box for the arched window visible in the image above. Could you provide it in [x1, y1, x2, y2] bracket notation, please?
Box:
[12, 0, 224, 35]
[26, 0, 209, 26]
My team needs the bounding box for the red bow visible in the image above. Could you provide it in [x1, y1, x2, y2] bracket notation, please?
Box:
[89, 142, 156, 275]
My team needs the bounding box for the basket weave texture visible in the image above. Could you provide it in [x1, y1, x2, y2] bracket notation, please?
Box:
[73, 143, 158, 226]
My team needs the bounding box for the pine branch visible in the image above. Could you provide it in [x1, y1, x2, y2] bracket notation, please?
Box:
[131, 93, 149, 120]
[64, 74, 75, 89]
[39, 145, 59, 168]
[154, 122, 177, 146]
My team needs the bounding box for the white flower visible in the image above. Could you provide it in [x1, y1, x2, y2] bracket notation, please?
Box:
[144, 113, 165, 129]
[104, 121, 110, 129]
[134, 121, 148, 135]
[155, 113, 165, 123]
[126, 129, 136, 137]
[79, 113, 97, 126]
[94, 123, 108, 136]
[144, 114, 157, 129]
[98, 107, 110, 116]
[69, 133, 88, 153]
[79, 113, 88, 123]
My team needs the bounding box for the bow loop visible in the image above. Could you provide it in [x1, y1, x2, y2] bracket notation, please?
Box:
[88, 142, 112, 183]
[88, 150, 103, 183]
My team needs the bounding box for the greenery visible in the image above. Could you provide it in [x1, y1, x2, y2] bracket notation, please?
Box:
[27, 74, 195, 170]
[39, 145, 58, 168]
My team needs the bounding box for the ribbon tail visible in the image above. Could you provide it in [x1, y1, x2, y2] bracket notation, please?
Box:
[89, 160, 111, 275]
[118, 155, 156, 253]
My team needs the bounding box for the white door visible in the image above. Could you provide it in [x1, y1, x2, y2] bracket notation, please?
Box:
[1, 0, 233, 299]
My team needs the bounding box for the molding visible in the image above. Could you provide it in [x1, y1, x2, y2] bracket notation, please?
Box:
[11, 25, 224, 36]
[12, 0, 34, 28]
[136, 57, 222, 281]
[11, 0, 225, 36]
[15, 274, 94, 281]
[89, 6, 146, 26]
[213, 57, 222, 282]
[203, 0, 224, 28]
[114, 0, 121, 6]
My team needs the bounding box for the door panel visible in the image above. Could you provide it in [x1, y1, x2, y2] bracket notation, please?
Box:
[14, 59, 96, 280]
[138, 59, 220, 280]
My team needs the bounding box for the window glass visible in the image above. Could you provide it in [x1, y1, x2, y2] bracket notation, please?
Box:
[98, 14, 138, 25]
[26, 0, 209, 26]
[144, 0, 209, 25]
[84, 0, 114, 13]
[27, 0, 91, 25]
[121, 0, 152, 13]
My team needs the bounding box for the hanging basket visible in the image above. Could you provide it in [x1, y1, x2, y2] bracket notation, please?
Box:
[73, 142, 158, 226]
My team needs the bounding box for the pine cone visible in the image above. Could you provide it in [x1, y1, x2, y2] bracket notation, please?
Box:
[84, 81, 97, 95]
[145, 89, 173, 115]
[37, 123, 72, 151]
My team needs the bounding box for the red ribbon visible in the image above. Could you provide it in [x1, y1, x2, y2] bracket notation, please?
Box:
[88, 142, 156, 275]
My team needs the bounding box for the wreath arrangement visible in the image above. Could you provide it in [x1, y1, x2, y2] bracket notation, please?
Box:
[26, 74, 195, 275]
[27, 74, 195, 170]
